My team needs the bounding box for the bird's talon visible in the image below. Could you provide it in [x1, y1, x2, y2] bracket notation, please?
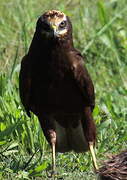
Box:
[51, 170, 57, 176]
[46, 170, 58, 178]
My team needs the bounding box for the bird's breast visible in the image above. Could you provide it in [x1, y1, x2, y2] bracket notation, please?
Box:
[31, 74, 85, 113]
[30, 53, 85, 113]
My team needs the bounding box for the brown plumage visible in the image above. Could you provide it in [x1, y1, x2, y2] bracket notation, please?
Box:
[98, 150, 127, 180]
[19, 10, 97, 174]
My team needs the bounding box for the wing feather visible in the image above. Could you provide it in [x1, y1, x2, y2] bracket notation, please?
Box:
[70, 50, 95, 111]
[19, 55, 31, 117]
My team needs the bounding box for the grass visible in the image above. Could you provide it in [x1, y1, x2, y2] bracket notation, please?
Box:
[0, 0, 127, 179]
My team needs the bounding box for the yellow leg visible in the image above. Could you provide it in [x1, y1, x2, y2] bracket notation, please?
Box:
[89, 141, 98, 170]
[49, 130, 56, 178]
[51, 142, 56, 174]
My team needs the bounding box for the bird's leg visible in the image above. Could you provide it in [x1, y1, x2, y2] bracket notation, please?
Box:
[82, 107, 98, 170]
[89, 141, 98, 170]
[49, 130, 56, 176]
[51, 138, 56, 174]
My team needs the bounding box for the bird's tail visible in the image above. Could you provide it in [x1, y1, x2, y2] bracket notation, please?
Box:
[54, 119, 89, 153]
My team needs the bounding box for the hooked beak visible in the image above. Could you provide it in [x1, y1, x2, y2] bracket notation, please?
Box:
[51, 24, 59, 37]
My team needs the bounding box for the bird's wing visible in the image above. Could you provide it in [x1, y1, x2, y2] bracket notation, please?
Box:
[70, 50, 95, 111]
[19, 55, 31, 117]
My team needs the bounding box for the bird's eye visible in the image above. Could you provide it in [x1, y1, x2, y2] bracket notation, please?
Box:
[59, 21, 67, 29]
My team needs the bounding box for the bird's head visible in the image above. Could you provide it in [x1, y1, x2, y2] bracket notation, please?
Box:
[36, 10, 72, 41]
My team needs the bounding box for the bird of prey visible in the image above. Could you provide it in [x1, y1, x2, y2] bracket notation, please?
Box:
[19, 10, 98, 175]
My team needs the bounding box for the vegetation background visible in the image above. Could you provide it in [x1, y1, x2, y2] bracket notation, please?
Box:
[0, 0, 127, 179]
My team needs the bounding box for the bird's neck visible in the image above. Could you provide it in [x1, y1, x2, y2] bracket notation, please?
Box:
[55, 39, 74, 50]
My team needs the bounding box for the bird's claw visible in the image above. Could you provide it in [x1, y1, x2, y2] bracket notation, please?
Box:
[46, 169, 58, 178]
